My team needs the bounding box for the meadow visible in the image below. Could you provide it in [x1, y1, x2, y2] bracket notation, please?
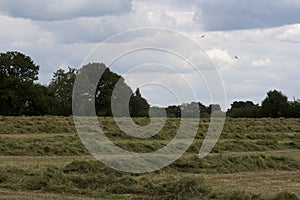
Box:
[0, 116, 300, 199]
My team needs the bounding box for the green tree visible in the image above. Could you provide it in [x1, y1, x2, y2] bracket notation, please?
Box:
[208, 104, 221, 114]
[261, 90, 290, 118]
[48, 67, 77, 115]
[129, 88, 150, 117]
[75, 63, 149, 117]
[166, 105, 181, 118]
[290, 99, 300, 118]
[227, 101, 261, 118]
[180, 102, 200, 118]
[0, 51, 39, 115]
[94, 64, 126, 116]
[25, 84, 51, 115]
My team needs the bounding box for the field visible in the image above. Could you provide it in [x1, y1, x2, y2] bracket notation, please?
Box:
[0, 116, 300, 199]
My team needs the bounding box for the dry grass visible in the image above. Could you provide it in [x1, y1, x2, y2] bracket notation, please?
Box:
[0, 188, 103, 200]
[0, 116, 300, 199]
[203, 170, 300, 197]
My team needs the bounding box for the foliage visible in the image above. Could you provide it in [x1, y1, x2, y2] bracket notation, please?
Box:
[0, 51, 41, 115]
[129, 88, 150, 117]
[48, 67, 77, 116]
[73, 63, 150, 117]
[227, 90, 300, 118]
[261, 90, 290, 118]
[227, 101, 261, 118]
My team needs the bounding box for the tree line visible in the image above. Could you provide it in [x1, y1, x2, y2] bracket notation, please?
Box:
[227, 90, 300, 118]
[0, 51, 299, 118]
[0, 51, 149, 117]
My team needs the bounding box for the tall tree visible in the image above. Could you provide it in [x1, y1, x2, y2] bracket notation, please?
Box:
[74, 63, 149, 117]
[48, 67, 77, 115]
[0, 51, 39, 115]
[129, 88, 150, 117]
[261, 90, 290, 118]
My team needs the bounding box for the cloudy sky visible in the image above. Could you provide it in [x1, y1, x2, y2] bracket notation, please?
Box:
[0, 0, 299, 109]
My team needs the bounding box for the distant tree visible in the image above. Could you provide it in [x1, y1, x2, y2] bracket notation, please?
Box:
[0, 51, 40, 115]
[75, 63, 150, 117]
[180, 102, 202, 118]
[48, 67, 77, 115]
[198, 102, 209, 114]
[25, 84, 51, 115]
[227, 101, 261, 118]
[149, 106, 166, 117]
[166, 105, 181, 118]
[261, 90, 290, 118]
[129, 88, 150, 117]
[289, 99, 300, 118]
[91, 63, 130, 116]
[208, 104, 221, 114]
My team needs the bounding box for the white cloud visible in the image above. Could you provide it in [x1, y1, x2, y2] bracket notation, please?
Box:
[252, 58, 272, 66]
[275, 24, 300, 43]
[206, 48, 235, 69]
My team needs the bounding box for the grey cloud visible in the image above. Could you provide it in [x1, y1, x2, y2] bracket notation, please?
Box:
[194, 0, 300, 31]
[0, 0, 133, 21]
[134, 0, 300, 30]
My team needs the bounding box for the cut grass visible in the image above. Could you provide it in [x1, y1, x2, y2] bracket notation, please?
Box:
[1, 136, 299, 156]
[0, 134, 88, 156]
[0, 116, 300, 199]
[203, 170, 300, 198]
[0, 160, 299, 199]
[0, 161, 212, 199]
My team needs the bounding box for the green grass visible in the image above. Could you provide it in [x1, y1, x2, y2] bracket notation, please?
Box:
[0, 116, 300, 199]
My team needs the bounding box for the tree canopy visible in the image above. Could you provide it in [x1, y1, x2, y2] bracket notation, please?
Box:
[261, 90, 290, 118]
[0, 51, 40, 115]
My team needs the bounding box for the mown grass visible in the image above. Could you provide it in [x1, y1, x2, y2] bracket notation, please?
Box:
[1, 116, 300, 135]
[0, 161, 212, 200]
[0, 160, 299, 200]
[0, 134, 88, 156]
[0, 116, 300, 199]
[1, 133, 299, 156]
[0, 116, 76, 134]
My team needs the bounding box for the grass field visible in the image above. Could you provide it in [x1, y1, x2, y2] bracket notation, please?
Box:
[0, 116, 300, 199]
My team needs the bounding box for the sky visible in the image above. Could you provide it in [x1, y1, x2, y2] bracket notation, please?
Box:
[0, 0, 300, 109]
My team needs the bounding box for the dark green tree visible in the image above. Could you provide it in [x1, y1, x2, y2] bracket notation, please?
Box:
[92, 63, 130, 116]
[48, 67, 77, 116]
[208, 104, 221, 114]
[75, 63, 149, 117]
[129, 88, 150, 117]
[261, 90, 290, 118]
[166, 105, 181, 118]
[0, 51, 40, 115]
[289, 99, 300, 118]
[227, 101, 261, 118]
[25, 84, 51, 115]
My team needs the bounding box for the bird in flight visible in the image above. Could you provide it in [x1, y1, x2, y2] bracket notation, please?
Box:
[197, 35, 205, 39]
[235, 56, 239, 59]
